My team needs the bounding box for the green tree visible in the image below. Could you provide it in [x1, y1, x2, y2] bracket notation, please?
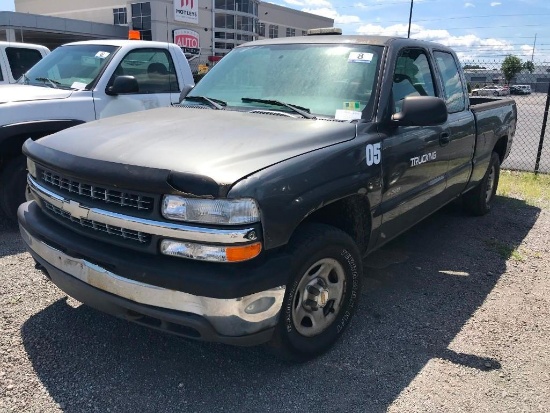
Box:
[523, 61, 535, 73]
[501, 55, 523, 83]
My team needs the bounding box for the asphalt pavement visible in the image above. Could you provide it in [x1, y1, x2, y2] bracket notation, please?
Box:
[500, 93, 550, 173]
[1, 196, 549, 412]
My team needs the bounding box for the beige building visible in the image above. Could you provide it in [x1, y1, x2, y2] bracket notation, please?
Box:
[11, 1, 333, 61]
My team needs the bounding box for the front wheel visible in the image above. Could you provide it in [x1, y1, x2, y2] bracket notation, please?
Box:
[0, 155, 28, 222]
[463, 151, 500, 216]
[493, 91, 499, 96]
[267, 223, 363, 361]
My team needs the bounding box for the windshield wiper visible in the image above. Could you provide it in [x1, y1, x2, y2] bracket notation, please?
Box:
[241, 97, 316, 119]
[184, 95, 226, 110]
[35, 77, 61, 89]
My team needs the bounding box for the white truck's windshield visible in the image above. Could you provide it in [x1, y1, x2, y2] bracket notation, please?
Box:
[188, 43, 383, 120]
[19, 45, 118, 90]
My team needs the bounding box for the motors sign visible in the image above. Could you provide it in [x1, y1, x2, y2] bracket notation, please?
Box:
[174, 0, 198, 24]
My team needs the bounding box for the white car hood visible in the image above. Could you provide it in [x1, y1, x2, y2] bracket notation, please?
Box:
[0, 84, 73, 104]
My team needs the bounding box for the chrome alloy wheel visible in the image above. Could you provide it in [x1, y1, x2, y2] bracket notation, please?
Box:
[291, 258, 346, 337]
[485, 163, 496, 204]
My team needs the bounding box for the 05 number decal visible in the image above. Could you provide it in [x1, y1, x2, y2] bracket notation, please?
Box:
[366, 143, 381, 166]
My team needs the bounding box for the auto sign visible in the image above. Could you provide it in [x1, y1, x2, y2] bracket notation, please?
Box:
[173, 29, 200, 59]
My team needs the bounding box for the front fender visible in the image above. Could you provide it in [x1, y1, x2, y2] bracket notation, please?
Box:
[0, 119, 86, 156]
[229, 133, 383, 250]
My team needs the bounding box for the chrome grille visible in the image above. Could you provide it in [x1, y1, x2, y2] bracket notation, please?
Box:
[41, 170, 154, 211]
[44, 202, 151, 244]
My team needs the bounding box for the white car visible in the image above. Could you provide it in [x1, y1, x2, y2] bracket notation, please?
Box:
[0, 39, 194, 218]
[471, 85, 509, 96]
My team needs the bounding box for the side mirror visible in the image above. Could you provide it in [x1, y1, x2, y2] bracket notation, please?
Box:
[179, 84, 194, 103]
[391, 96, 448, 126]
[106, 76, 139, 96]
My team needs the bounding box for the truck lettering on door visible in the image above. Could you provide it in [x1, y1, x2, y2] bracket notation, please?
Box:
[410, 151, 437, 167]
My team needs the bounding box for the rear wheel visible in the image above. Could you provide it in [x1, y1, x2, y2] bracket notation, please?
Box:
[267, 223, 362, 361]
[463, 151, 500, 216]
[493, 91, 499, 96]
[0, 155, 28, 222]
[472, 91, 479, 96]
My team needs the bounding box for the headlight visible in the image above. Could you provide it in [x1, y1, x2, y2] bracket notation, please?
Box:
[162, 195, 260, 225]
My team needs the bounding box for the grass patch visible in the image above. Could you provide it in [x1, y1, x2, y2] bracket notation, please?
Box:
[484, 239, 525, 261]
[497, 170, 550, 209]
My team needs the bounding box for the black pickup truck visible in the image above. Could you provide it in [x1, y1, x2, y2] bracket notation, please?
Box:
[18, 32, 517, 361]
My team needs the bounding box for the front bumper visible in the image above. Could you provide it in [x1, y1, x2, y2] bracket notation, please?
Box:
[18, 201, 289, 345]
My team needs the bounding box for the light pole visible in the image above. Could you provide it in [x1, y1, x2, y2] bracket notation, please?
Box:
[407, 0, 414, 38]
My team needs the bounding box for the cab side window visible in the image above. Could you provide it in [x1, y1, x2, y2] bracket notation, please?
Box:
[392, 48, 436, 113]
[5, 47, 43, 80]
[434, 51, 465, 113]
[108, 48, 178, 93]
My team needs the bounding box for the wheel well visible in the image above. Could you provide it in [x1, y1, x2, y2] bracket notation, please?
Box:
[0, 132, 52, 170]
[493, 136, 508, 163]
[301, 195, 371, 256]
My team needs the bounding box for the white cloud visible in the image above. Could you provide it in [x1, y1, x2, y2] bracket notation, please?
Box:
[355, 23, 516, 61]
[464, 2, 475, 7]
[490, 2, 502, 6]
[297, 1, 361, 25]
[284, 0, 333, 7]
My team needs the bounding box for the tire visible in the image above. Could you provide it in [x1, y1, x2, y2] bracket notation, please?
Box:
[472, 91, 479, 96]
[493, 91, 499, 96]
[0, 155, 28, 222]
[463, 151, 500, 216]
[267, 223, 363, 361]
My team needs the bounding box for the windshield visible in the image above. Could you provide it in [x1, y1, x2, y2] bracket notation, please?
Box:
[188, 43, 383, 120]
[18, 45, 118, 90]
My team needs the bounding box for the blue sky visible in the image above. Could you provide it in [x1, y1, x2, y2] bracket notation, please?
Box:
[0, 0, 548, 62]
[268, 0, 549, 62]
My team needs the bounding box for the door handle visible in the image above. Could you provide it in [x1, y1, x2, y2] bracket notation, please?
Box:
[440, 132, 451, 145]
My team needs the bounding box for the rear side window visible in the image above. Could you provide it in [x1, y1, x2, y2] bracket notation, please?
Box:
[434, 51, 466, 113]
[6, 47, 43, 80]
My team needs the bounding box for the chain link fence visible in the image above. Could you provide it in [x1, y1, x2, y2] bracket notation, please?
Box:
[464, 60, 550, 174]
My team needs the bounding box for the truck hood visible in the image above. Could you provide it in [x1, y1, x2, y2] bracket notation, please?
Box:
[0, 84, 73, 104]
[36, 107, 357, 185]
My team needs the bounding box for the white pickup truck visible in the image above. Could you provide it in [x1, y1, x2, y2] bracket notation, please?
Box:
[0, 41, 50, 85]
[0, 39, 194, 219]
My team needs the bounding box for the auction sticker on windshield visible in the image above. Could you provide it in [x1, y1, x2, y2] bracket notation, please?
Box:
[335, 109, 362, 121]
[348, 52, 373, 63]
[95, 51, 111, 59]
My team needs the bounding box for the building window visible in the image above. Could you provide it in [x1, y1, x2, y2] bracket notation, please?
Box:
[113, 8, 128, 25]
[286, 28, 295, 37]
[269, 25, 278, 39]
[215, 13, 235, 29]
[302, 30, 307, 36]
[258, 22, 265, 37]
[215, 0, 257, 14]
[131, 2, 152, 40]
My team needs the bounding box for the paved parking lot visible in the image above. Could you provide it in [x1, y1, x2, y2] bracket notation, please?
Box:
[1, 195, 549, 412]
[501, 93, 550, 173]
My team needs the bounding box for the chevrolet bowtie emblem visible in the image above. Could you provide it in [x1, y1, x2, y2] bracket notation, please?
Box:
[62, 200, 90, 219]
